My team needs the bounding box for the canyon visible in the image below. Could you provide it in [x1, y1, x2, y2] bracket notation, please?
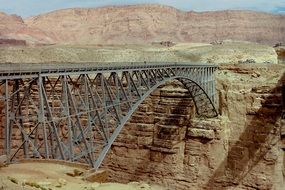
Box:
[0, 3, 284, 190]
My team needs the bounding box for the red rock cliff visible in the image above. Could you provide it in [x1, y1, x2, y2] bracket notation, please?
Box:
[24, 4, 285, 45]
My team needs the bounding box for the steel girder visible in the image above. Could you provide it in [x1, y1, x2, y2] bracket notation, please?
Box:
[0, 63, 218, 169]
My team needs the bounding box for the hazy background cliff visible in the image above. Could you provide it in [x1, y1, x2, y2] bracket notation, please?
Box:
[0, 4, 285, 45]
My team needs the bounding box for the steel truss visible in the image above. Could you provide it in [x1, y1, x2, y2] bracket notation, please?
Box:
[0, 63, 218, 169]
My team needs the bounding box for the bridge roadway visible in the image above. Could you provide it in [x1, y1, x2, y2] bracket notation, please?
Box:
[0, 62, 218, 169]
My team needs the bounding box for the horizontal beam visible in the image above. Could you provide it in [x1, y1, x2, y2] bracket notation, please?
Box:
[0, 63, 217, 80]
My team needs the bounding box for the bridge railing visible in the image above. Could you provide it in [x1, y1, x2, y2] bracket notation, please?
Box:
[0, 62, 216, 76]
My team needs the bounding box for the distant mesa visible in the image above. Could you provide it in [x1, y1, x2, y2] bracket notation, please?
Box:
[1, 4, 285, 45]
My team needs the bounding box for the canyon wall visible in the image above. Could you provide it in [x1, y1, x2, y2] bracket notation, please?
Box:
[0, 63, 284, 189]
[25, 5, 285, 45]
[1, 5, 285, 45]
[101, 64, 285, 189]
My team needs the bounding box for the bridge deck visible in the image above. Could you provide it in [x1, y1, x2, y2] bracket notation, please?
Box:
[0, 62, 216, 78]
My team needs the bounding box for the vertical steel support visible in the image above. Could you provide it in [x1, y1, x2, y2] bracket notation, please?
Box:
[195, 68, 198, 82]
[4, 80, 10, 157]
[38, 76, 49, 158]
[144, 70, 150, 88]
[66, 76, 95, 167]
[207, 68, 209, 95]
[117, 74, 131, 109]
[137, 71, 149, 91]
[15, 80, 29, 158]
[41, 81, 65, 160]
[213, 67, 217, 105]
[86, 79, 108, 142]
[196, 68, 200, 85]
[101, 74, 109, 138]
[84, 74, 93, 158]
[103, 77, 121, 122]
[128, 72, 141, 98]
[203, 68, 206, 92]
[62, 75, 74, 161]
[126, 71, 132, 103]
[114, 72, 122, 119]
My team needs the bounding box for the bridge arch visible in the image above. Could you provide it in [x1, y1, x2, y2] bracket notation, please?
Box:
[93, 76, 218, 169]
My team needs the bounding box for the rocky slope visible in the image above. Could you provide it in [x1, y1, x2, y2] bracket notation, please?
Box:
[24, 5, 285, 45]
[0, 12, 55, 44]
[0, 42, 278, 64]
[1, 4, 285, 45]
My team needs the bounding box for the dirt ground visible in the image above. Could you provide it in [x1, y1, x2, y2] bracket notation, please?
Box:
[0, 161, 165, 190]
[0, 41, 278, 65]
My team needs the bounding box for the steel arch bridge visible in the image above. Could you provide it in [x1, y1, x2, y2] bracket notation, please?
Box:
[0, 62, 218, 169]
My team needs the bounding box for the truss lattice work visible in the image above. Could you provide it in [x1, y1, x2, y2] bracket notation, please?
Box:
[0, 63, 218, 169]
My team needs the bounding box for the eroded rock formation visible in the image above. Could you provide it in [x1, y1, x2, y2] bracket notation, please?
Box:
[24, 5, 285, 45]
[1, 4, 285, 45]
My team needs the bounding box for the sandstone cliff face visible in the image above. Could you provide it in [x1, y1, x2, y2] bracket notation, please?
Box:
[0, 12, 55, 45]
[23, 5, 285, 45]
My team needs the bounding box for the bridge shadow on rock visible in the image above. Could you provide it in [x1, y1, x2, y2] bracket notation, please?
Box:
[204, 72, 285, 189]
